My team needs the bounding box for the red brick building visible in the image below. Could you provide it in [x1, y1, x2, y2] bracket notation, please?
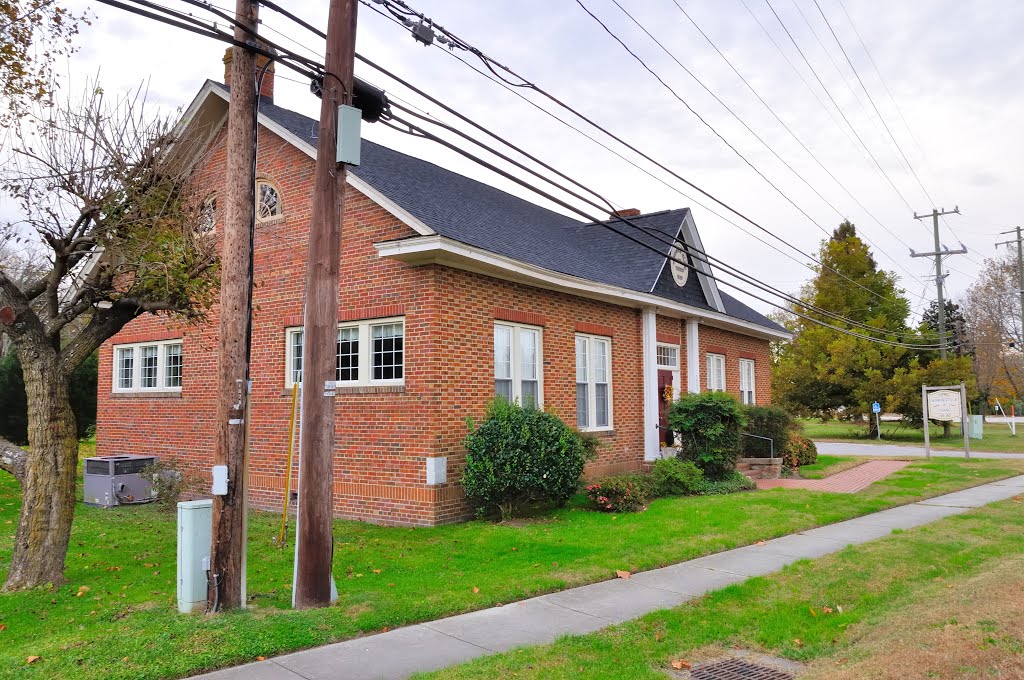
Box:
[95, 76, 790, 526]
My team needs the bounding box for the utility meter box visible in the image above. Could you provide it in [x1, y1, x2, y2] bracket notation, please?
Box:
[177, 499, 212, 614]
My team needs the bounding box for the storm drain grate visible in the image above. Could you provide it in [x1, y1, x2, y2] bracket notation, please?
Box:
[690, 657, 795, 680]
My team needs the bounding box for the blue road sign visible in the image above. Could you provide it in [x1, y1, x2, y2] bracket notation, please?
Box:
[872, 402, 881, 414]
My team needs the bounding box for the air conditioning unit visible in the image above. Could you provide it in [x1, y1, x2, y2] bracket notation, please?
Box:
[83, 455, 158, 508]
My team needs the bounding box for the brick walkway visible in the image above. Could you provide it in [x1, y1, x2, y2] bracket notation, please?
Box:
[756, 460, 911, 493]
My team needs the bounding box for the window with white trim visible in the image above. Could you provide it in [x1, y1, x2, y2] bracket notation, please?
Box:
[286, 317, 403, 388]
[656, 343, 679, 369]
[576, 334, 612, 430]
[256, 180, 282, 222]
[111, 339, 184, 393]
[494, 323, 542, 408]
[706, 353, 725, 392]
[739, 358, 755, 405]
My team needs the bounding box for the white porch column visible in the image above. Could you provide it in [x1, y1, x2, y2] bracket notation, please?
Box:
[642, 307, 660, 461]
[686, 318, 701, 393]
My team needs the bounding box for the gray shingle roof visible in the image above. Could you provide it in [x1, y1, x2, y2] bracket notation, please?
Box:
[214, 82, 785, 334]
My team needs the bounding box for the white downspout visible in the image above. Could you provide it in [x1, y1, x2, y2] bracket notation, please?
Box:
[686, 318, 701, 394]
[642, 307, 660, 461]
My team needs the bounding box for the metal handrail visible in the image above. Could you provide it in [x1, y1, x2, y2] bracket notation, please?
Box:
[740, 432, 774, 458]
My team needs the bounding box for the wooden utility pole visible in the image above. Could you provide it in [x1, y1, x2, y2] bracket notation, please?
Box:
[995, 226, 1024, 342]
[209, 0, 258, 611]
[294, 0, 358, 609]
[911, 207, 966, 360]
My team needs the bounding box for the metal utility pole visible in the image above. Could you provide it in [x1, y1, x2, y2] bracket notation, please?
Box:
[208, 0, 258, 612]
[910, 207, 967, 359]
[995, 226, 1024, 343]
[294, 0, 358, 609]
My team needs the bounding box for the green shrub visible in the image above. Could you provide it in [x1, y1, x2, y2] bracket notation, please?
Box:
[616, 472, 658, 499]
[139, 460, 201, 513]
[585, 476, 647, 512]
[693, 471, 757, 495]
[668, 392, 747, 479]
[462, 398, 593, 519]
[740, 405, 793, 458]
[652, 457, 703, 496]
[782, 433, 818, 468]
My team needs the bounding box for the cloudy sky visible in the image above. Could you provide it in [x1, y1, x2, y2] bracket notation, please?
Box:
[22, 0, 1024, 317]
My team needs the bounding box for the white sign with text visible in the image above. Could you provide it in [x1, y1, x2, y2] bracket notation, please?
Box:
[927, 389, 962, 421]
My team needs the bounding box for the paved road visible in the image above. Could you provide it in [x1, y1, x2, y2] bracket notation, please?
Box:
[192, 477, 1024, 680]
[814, 441, 1023, 459]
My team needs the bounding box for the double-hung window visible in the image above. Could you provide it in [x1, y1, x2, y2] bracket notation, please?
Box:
[286, 317, 404, 388]
[112, 339, 184, 393]
[706, 353, 725, 392]
[739, 358, 756, 404]
[494, 323, 542, 408]
[576, 334, 612, 430]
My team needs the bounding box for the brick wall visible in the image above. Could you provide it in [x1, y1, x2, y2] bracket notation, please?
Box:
[698, 324, 772, 404]
[96, 118, 776, 528]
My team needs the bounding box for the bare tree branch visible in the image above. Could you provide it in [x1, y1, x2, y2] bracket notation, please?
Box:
[0, 437, 27, 482]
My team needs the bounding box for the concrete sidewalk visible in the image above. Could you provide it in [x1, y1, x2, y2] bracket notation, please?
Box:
[195, 475, 1024, 680]
[815, 441, 1023, 458]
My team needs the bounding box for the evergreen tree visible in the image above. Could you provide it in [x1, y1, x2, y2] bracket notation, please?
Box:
[773, 222, 913, 430]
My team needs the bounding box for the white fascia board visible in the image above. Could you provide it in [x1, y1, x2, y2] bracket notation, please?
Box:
[208, 85, 436, 238]
[375, 235, 792, 341]
[680, 210, 725, 313]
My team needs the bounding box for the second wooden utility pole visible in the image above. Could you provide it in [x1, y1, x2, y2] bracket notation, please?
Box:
[996, 226, 1024, 343]
[911, 207, 967, 360]
[209, 0, 258, 611]
[294, 0, 358, 609]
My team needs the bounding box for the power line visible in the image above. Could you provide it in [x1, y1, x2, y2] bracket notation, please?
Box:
[639, 0, 931, 289]
[355, 0, 936, 307]
[97, 0, 950, 348]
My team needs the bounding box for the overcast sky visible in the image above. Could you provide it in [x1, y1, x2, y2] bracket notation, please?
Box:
[15, 0, 1024, 318]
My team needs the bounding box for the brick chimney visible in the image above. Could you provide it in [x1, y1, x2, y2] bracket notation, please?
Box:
[223, 47, 276, 101]
[609, 208, 641, 219]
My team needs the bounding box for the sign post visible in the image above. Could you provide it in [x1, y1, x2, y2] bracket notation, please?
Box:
[922, 384, 970, 460]
[872, 401, 881, 440]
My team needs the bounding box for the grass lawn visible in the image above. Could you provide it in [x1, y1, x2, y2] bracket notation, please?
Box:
[1, 452, 1023, 679]
[800, 418, 1024, 453]
[418, 497, 1024, 680]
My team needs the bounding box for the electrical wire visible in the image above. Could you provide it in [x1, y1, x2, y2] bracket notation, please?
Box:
[98, 0, 952, 349]
[354, 0, 936, 308]
[664, 0, 929, 288]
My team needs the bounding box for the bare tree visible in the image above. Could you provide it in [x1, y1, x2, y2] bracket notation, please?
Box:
[962, 253, 1024, 403]
[0, 83, 218, 590]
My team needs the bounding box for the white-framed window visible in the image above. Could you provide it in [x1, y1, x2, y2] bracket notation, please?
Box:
[111, 339, 184, 393]
[739, 358, 756, 405]
[256, 180, 282, 222]
[285, 317, 404, 388]
[656, 343, 679, 369]
[576, 333, 612, 430]
[494, 322, 542, 408]
[198, 195, 217, 234]
[706, 353, 725, 392]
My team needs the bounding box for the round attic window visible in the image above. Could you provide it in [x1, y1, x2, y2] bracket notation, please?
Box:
[670, 246, 689, 287]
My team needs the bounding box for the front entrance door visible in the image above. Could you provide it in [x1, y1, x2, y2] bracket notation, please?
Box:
[658, 369, 674, 446]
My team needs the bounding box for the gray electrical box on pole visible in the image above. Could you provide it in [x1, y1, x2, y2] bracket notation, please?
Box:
[910, 207, 966, 359]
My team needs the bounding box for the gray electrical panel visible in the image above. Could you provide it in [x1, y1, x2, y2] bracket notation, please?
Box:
[83, 454, 158, 508]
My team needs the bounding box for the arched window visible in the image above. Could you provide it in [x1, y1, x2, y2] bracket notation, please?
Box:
[256, 180, 283, 222]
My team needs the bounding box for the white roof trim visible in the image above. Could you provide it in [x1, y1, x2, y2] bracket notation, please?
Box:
[680, 210, 725, 313]
[375, 235, 792, 341]
[203, 84, 435, 237]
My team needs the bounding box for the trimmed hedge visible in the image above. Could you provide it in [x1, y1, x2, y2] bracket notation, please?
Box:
[668, 391, 747, 479]
[740, 405, 793, 458]
[652, 457, 703, 496]
[462, 399, 593, 519]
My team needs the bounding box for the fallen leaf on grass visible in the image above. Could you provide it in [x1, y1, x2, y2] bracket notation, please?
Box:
[256, 657, 266, 662]
[616, 570, 631, 579]
[836, 605, 844, 614]
[809, 607, 817, 618]
[75, 586, 89, 597]
[654, 631, 665, 642]
[670, 659, 691, 670]
[26, 656, 41, 664]
[793, 638, 804, 647]
[0, 624, 6, 631]
[755, 540, 766, 546]
[121, 657, 129, 662]
[822, 606, 833, 614]
[472, 587, 480, 593]
[372, 569, 381, 574]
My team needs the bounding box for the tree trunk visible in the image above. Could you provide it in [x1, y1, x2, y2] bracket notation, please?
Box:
[942, 421, 951, 438]
[2, 349, 78, 591]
